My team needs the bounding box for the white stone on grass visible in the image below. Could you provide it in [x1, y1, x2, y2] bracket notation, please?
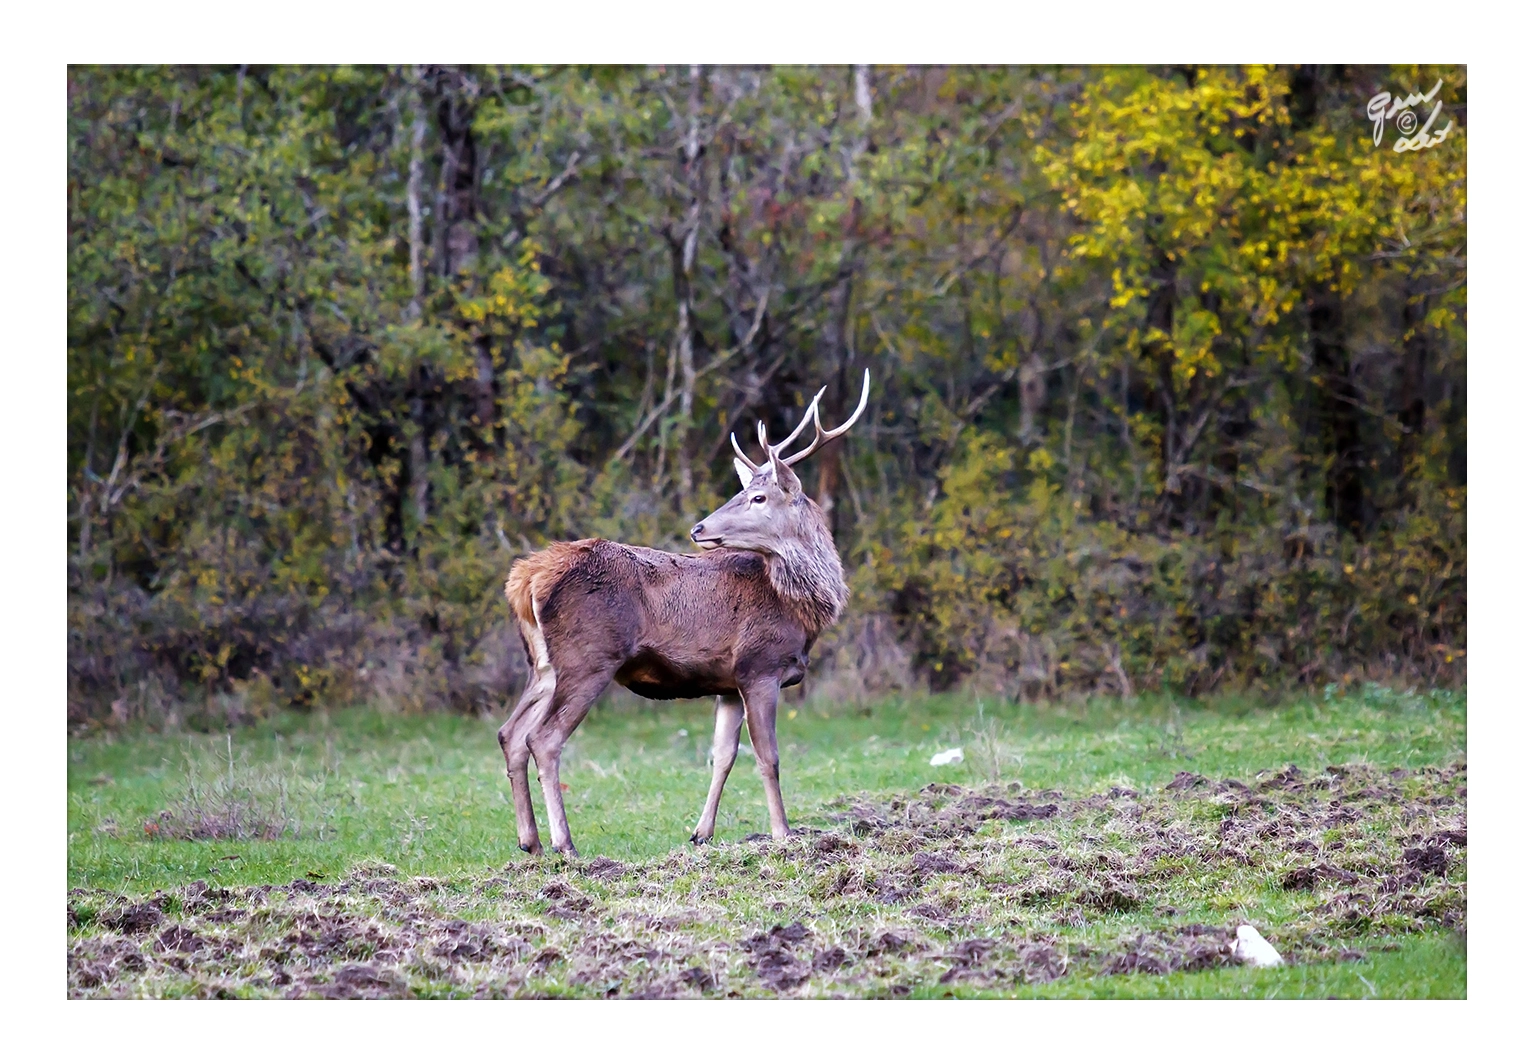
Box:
[929, 747, 965, 767]
[1232, 924, 1284, 968]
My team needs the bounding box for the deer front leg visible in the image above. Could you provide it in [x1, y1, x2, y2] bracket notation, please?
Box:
[742, 679, 790, 840]
[691, 694, 746, 845]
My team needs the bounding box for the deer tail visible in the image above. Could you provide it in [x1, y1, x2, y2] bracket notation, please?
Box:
[503, 540, 596, 630]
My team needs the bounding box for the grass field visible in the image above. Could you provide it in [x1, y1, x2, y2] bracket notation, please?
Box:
[67, 684, 1466, 998]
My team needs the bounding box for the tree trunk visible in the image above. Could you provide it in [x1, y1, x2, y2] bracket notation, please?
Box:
[816, 65, 874, 535]
[1308, 287, 1368, 536]
[1018, 350, 1047, 446]
[673, 65, 705, 506]
[1143, 237, 1181, 509]
[1396, 281, 1430, 504]
[437, 75, 479, 277]
[436, 71, 497, 453]
[407, 394, 430, 538]
[406, 66, 426, 320]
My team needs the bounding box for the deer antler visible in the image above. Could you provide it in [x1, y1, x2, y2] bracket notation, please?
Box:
[732, 370, 870, 473]
[730, 431, 758, 471]
[733, 384, 827, 472]
[777, 368, 870, 467]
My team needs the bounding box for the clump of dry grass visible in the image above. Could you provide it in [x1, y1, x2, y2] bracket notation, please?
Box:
[964, 701, 1019, 782]
[141, 735, 334, 842]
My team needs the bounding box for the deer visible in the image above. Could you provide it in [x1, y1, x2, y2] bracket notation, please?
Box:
[497, 369, 870, 856]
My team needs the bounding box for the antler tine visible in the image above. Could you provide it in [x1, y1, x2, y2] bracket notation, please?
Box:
[780, 368, 871, 467]
[767, 386, 827, 458]
[730, 432, 762, 472]
[756, 420, 771, 458]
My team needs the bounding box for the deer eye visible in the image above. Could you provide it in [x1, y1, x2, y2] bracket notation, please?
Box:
[751, 494, 767, 505]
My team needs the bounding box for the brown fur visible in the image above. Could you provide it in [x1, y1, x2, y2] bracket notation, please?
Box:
[516, 538, 829, 700]
[497, 376, 867, 857]
[504, 539, 597, 630]
[496, 531, 837, 857]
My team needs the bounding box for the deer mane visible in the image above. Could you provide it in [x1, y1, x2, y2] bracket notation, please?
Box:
[763, 497, 847, 634]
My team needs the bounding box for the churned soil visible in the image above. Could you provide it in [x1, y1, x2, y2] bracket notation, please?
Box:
[67, 761, 1466, 998]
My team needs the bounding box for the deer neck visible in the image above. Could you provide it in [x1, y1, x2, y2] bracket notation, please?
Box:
[764, 513, 847, 635]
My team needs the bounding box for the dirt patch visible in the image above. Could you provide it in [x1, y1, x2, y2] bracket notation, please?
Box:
[67, 760, 1466, 998]
[744, 922, 814, 991]
[1403, 846, 1450, 876]
[103, 903, 163, 935]
[1281, 865, 1359, 891]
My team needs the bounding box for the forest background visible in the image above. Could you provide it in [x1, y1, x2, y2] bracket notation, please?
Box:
[65, 64, 1467, 728]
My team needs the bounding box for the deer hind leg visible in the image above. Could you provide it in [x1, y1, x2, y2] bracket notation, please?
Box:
[528, 664, 616, 857]
[691, 694, 746, 845]
[499, 620, 558, 856]
[742, 679, 790, 840]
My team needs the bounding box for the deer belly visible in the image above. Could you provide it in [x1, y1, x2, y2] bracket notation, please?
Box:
[615, 649, 738, 701]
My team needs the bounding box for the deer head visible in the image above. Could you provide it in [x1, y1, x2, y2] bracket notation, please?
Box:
[690, 369, 869, 553]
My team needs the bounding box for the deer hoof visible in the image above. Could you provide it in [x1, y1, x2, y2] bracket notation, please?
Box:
[519, 841, 544, 857]
[689, 831, 712, 846]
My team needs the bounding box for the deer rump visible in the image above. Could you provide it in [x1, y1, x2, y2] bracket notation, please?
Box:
[505, 538, 811, 703]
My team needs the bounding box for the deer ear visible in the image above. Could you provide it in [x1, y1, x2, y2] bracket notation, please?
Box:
[769, 451, 801, 493]
[733, 457, 755, 491]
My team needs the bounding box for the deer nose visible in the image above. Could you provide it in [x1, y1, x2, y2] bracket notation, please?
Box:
[690, 522, 706, 540]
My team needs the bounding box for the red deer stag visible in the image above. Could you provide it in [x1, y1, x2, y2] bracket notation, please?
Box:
[499, 370, 870, 856]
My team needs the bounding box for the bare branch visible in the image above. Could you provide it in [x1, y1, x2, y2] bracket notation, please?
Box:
[614, 287, 771, 463]
[100, 401, 254, 513]
[527, 151, 582, 209]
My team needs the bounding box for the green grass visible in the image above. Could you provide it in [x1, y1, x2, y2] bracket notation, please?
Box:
[915, 932, 1466, 999]
[69, 685, 1464, 889]
[67, 685, 1466, 999]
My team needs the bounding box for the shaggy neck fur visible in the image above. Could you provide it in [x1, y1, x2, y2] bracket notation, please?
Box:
[764, 497, 847, 635]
